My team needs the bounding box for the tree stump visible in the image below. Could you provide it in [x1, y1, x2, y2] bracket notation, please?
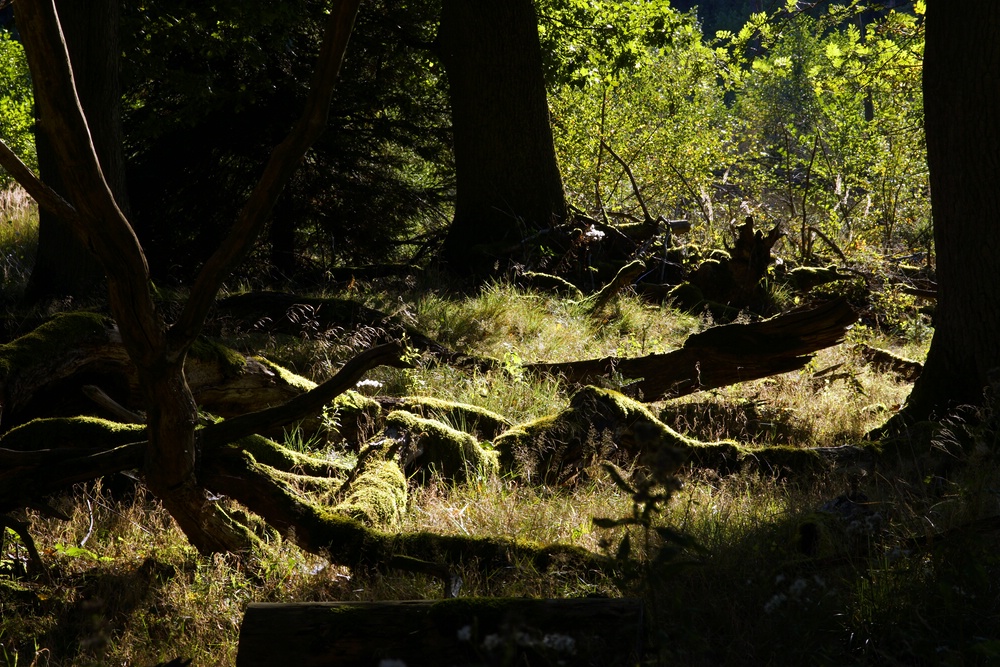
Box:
[236, 597, 644, 666]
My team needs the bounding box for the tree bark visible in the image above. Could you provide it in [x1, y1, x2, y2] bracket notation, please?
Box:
[527, 298, 857, 401]
[898, 2, 1000, 421]
[437, 0, 566, 276]
[22, 0, 125, 305]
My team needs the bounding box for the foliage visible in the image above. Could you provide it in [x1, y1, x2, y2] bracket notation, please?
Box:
[0, 31, 35, 189]
[121, 0, 452, 282]
[550, 2, 928, 269]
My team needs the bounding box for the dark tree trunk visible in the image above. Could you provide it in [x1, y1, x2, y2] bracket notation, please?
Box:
[23, 0, 126, 305]
[437, 0, 566, 276]
[900, 2, 1000, 420]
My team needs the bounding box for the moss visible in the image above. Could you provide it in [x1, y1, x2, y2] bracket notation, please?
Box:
[788, 264, 844, 292]
[494, 386, 693, 484]
[518, 271, 585, 299]
[332, 459, 407, 528]
[252, 356, 317, 392]
[188, 338, 248, 378]
[392, 396, 510, 440]
[0, 311, 109, 380]
[384, 410, 500, 482]
[329, 390, 382, 446]
[232, 434, 352, 477]
[0, 416, 145, 452]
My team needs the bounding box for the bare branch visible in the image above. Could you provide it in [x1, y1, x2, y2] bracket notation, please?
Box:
[172, 0, 362, 354]
[199, 341, 410, 449]
[0, 139, 79, 223]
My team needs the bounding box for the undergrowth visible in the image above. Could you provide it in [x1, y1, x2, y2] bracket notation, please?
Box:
[5, 187, 999, 666]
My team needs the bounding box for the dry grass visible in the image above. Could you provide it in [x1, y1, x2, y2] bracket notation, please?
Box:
[6, 270, 999, 666]
[0, 186, 37, 300]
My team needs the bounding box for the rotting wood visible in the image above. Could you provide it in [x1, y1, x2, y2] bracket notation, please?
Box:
[526, 297, 857, 401]
[236, 597, 644, 667]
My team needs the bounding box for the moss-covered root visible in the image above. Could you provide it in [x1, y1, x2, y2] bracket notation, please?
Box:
[383, 410, 500, 482]
[0, 416, 145, 451]
[203, 448, 611, 577]
[231, 433, 353, 477]
[380, 396, 511, 440]
[331, 459, 407, 528]
[494, 386, 692, 485]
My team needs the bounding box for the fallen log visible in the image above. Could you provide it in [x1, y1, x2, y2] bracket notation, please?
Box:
[525, 298, 857, 401]
[236, 598, 644, 667]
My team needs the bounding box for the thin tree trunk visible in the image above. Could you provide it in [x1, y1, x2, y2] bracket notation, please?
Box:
[23, 0, 125, 305]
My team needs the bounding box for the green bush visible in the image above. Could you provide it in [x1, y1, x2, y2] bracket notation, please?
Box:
[0, 31, 35, 188]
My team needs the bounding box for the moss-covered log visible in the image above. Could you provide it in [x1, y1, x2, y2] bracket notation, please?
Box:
[495, 386, 692, 485]
[200, 446, 612, 575]
[237, 598, 644, 667]
[383, 410, 500, 482]
[526, 297, 857, 401]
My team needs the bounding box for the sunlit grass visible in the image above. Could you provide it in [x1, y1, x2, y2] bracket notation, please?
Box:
[0, 186, 38, 301]
[4, 251, 998, 666]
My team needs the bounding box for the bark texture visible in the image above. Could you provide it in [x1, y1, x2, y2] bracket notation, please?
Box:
[438, 0, 566, 275]
[901, 2, 1000, 420]
[23, 0, 124, 304]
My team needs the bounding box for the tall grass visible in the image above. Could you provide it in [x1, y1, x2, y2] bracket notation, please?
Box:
[8, 271, 998, 667]
[0, 186, 38, 301]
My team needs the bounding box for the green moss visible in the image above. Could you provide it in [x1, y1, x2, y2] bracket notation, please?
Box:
[494, 386, 693, 484]
[332, 459, 407, 528]
[384, 410, 500, 482]
[252, 356, 317, 391]
[0, 312, 109, 379]
[232, 434, 352, 477]
[393, 396, 511, 439]
[329, 390, 382, 445]
[188, 337, 248, 378]
[0, 416, 145, 452]
[788, 264, 843, 292]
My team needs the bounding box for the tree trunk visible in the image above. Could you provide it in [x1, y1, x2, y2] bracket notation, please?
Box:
[23, 0, 125, 305]
[437, 0, 566, 276]
[3, 0, 363, 555]
[899, 2, 1000, 421]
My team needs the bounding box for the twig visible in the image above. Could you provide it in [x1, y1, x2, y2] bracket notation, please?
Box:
[600, 139, 653, 225]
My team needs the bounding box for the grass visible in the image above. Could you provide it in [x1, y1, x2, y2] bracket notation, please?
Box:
[4, 189, 999, 665]
[0, 186, 37, 302]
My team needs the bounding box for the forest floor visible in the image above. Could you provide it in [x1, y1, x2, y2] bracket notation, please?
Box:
[3, 193, 1000, 666]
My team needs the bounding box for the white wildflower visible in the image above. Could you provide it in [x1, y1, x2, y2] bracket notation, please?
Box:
[456, 625, 472, 642]
[542, 633, 577, 654]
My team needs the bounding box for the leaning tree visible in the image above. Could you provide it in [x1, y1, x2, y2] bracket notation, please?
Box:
[0, 0, 365, 553]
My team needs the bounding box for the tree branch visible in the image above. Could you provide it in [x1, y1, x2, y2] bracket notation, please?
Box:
[172, 0, 362, 356]
[199, 341, 410, 449]
[0, 139, 80, 223]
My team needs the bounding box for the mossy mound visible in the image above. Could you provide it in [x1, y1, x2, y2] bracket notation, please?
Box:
[494, 386, 692, 485]
[383, 410, 500, 483]
[332, 459, 407, 528]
